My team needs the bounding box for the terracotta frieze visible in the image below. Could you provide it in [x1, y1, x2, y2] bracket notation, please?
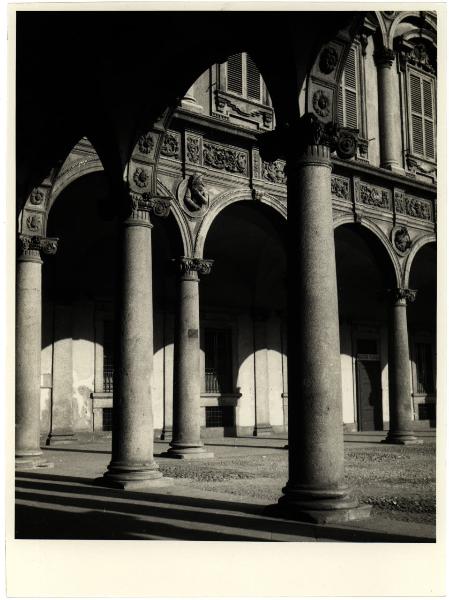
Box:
[203, 141, 248, 175]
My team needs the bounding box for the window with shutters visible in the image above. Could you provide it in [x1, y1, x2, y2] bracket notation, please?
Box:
[226, 52, 263, 103]
[408, 68, 436, 162]
[338, 45, 360, 130]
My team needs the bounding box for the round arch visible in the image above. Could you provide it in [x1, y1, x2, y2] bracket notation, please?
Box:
[333, 215, 402, 287]
[194, 189, 286, 259]
[388, 11, 425, 45]
[48, 159, 104, 217]
[403, 233, 437, 288]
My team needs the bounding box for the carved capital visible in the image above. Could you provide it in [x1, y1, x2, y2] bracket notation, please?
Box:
[176, 257, 214, 278]
[259, 114, 358, 163]
[17, 234, 58, 262]
[389, 288, 417, 305]
[127, 192, 171, 225]
[374, 47, 395, 68]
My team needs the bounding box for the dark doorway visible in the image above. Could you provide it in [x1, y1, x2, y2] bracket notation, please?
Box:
[356, 355, 383, 432]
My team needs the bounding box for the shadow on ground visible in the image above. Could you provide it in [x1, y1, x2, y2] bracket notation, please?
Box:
[15, 471, 435, 543]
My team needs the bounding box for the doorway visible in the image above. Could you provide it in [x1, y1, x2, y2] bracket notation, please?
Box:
[356, 338, 383, 431]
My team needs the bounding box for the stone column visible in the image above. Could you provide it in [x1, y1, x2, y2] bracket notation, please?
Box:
[100, 192, 171, 489]
[274, 115, 370, 523]
[384, 288, 422, 444]
[163, 257, 214, 459]
[16, 234, 58, 468]
[375, 47, 401, 171]
[252, 313, 272, 436]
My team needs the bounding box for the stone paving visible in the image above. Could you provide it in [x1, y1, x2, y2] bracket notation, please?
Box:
[14, 436, 436, 542]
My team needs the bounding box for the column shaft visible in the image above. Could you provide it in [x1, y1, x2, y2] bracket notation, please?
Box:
[101, 198, 166, 488]
[273, 126, 370, 523]
[16, 235, 57, 468]
[385, 290, 421, 444]
[164, 258, 214, 459]
[376, 49, 401, 171]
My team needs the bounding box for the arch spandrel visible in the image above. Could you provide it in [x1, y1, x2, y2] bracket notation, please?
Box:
[194, 188, 286, 260]
[156, 180, 192, 258]
[333, 214, 402, 288]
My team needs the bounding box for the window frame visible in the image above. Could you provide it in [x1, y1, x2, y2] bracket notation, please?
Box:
[406, 65, 437, 163]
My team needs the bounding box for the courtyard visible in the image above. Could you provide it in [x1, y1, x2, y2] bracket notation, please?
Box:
[15, 434, 436, 542]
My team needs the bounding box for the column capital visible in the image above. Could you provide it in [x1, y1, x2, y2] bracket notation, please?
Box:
[17, 234, 58, 263]
[388, 287, 417, 305]
[374, 46, 395, 68]
[126, 191, 171, 226]
[259, 114, 358, 164]
[175, 257, 214, 279]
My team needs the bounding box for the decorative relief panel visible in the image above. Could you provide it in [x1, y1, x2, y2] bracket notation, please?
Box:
[331, 175, 350, 200]
[161, 131, 181, 159]
[23, 212, 44, 235]
[252, 149, 261, 180]
[262, 159, 287, 184]
[29, 188, 46, 206]
[137, 132, 155, 155]
[186, 135, 201, 165]
[394, 190, 433, 221]
[203, 142, 248, 175]
[356, 181, 391, 210]
[319, 46, 339, 75]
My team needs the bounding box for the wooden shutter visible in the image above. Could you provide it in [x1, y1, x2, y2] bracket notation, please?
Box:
[409, 69, 436, 160]
[246, 54, 261, 101]
[338, 46, 359, 129]
[227, 53, 243, 95]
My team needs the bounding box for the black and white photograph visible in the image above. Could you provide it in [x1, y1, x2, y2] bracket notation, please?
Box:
[5, 3, 444, 596]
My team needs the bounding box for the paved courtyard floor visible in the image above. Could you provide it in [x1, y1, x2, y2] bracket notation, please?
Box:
[15, 435, 436, 542]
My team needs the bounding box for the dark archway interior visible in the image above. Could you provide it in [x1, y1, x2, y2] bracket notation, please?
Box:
[335, 224, 395, 322]
[203, 201, 287, 313]
[408, 243, 437, 331]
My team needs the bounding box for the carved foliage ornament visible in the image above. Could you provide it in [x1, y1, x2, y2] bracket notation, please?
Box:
[186, 137, 201, 164]
[394, 190, 432, 221]
[18, 234, 58, 259]
[312, 90, 331, 117]
[177, 257, 214, 277]
[393, 226, 412, 254]
[129, 192, 171, 219]
[331, 176, 350, 200]
[30, 188, 45, 205]
[161, 132, 180, 158]
[203, 142, 247, 175]
[319, 47, 339, 75]
[26, 214, 42, 233]
[389, 288, 417, 304]
[400, 43, 435, 74]
[262, 160, 287, 184]
[359, 184, 390, 209]
[138, 132, 155, 154]
[133, 167, 149, 188]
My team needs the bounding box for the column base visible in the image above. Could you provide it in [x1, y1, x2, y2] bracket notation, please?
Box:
[97, 461, 168, 490]
[161, 443, 214, 460]
[253, 424, 273, 437]
[265, 502, 372, 524]
[45, 432, 77, 446]
[15, 451, 54, 470]
[270, 483, 372, 523]
[382, 431, 423, 445]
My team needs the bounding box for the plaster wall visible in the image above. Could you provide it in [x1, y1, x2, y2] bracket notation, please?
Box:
[340, 321, 356, 425]
[71, 301, 95, 431]
[266, 314, 284, 427]
[235, 313, 256, 428]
